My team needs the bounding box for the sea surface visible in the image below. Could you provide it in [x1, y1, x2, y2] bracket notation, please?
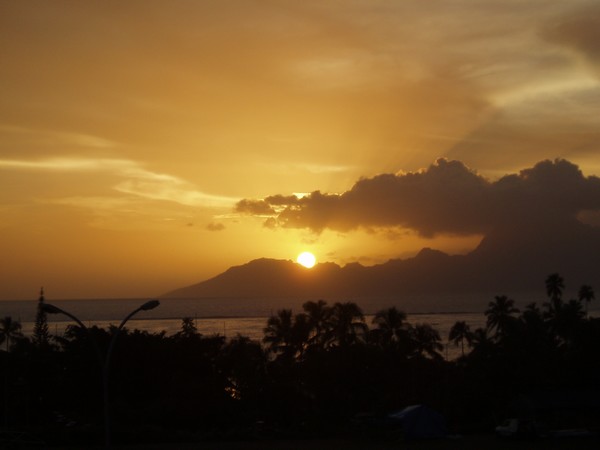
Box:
[3, 296, 594, 360]
[0, 297, 486, 358]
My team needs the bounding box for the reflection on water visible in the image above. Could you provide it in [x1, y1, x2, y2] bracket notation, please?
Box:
[0, 294, 497, 322]
[3, 296, 596, 360]
[11, 312, 487, 361]
[20, 313, 486, 340]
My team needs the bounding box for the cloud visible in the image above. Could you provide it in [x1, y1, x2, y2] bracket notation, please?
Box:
[541, 3, 600, 69]
[0, 157, 131, 172]
[0, 156, 175, 181]
[0, 156, 237, 208]
[257, 159, 353, 175]
[235, 158, 600, 237]
[235, 199, 277, 215]
[206, 222, 225, 232]
[114, 179, 235, 208]
[0, 125, 117, 156]
[2, 1, 600, 208]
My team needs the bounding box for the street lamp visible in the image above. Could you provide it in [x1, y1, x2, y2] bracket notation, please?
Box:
[42, 300, 160, 449]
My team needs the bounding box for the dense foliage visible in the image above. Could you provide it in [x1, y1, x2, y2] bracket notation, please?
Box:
[1, 274, 599, 445]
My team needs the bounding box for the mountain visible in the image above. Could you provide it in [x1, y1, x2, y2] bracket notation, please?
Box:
[161, 219, 600, 308]
[162, 258, 355, 299]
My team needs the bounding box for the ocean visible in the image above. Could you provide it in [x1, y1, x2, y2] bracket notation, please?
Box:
[5, 296, 597, 359]
[0, 296, 492, 359]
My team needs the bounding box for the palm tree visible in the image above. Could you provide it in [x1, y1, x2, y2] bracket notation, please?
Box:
[546, 273, 565, 311]
[220, 335, 266, 401]
[549, 299, 585, 346]
[0, 316, 23, 352]
[290, 313, 311, 358]
[578, 285, 594, 318]
[522, 302, 542, 318]
[372, 307, 407, 337]
[469, 327, 495, 357]
[409, 323, 443, 359]
[302, 299, 330, 348]
[485, 295, 519, 337]
[371, 307, 410, 350]
[326, 302, 368, 348]
[263, 309, 295, 357]
[521, 302, 545, 329]
[448, 321, 472, 357]
[263, 309, 309, 359]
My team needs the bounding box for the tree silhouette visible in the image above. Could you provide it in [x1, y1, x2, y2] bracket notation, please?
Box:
[578, 284, 594, 318]
[469, 327, 495, 357]
[549, 299, 585, 347]
[0, 316, 23, 352]
[263, 309, 294, 356]
[326, 302, 368, 348]
[219, 334, 266, 402]
[410, 323, 443, 360]
[175, 317, 199, 339]
[517, 302, 553, 358]
[1, 316, 24, 430]
[448, 321, 472, 357]
[545, 273, 565, 311]
[302, 299, 330, 349]
[520, 302, 546, 331]
[522, 301, 542, 319]
[485, 295, 519, 337]
[290, 312, 312, 359]
[371, 307, 410, 352]
[263, 309, 309, 359]
[33, 288, 51, 348]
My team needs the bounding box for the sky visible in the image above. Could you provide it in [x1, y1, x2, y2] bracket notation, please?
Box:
[2, 0, 600, 300]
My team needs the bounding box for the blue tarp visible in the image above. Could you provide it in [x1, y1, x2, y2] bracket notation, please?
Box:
[387, 404, 447, 440]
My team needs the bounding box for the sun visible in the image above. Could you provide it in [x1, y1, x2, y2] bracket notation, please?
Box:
[297, 251, 316, 268]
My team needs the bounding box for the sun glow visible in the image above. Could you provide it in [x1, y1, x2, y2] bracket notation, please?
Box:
[297, 251, 316, 268]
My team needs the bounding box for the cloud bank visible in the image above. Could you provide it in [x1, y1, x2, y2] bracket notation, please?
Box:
[236, 159, 600, 237]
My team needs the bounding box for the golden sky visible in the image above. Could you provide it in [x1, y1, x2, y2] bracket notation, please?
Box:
[2, 0, 600, 299]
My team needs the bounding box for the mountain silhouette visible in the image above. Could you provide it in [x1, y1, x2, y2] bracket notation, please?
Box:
[161, 219, 600, 308]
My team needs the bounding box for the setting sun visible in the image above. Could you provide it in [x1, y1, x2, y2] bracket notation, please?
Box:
[297, 251, 316, 268]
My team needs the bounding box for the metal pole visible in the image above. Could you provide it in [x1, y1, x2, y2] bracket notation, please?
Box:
[103, 306, 143, 449]
[52, 308, 104, 365]
[42, 300, 159, 450]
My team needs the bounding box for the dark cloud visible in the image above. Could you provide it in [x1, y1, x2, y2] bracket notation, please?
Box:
[263, 217, 277, 229]
[490, 159, 600, 224]
[206, 222, 225, 232]
[235, 199, 276, 215]
[542, 3, 600, 67]
[263, 194, 301, 206]
[235, 159, 600, 236]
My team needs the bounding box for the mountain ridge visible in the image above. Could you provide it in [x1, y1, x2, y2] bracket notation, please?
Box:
[161, 220, 600, 309]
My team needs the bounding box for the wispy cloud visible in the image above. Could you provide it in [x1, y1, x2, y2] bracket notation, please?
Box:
[491, 74, 599, 107]
[0, 157, 138, 172]
[115, 179, 236, 208]
[0, 157, 237, 208]
[0, 124, 117, 149]
[259, 161, 352, 175]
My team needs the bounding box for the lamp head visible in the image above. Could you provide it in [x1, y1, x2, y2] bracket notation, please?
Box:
[40, 303, 62, 314]
[140, 300, 160, 311]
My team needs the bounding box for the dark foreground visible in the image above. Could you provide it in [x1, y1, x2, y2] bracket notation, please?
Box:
[52, 435, 598, 450]
[5, 283, 600, 449]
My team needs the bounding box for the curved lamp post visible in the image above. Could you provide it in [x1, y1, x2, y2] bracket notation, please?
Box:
[42, 300, 160, 449]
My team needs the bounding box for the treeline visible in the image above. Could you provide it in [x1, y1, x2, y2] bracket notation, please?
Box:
[0, 273, 599, 445]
